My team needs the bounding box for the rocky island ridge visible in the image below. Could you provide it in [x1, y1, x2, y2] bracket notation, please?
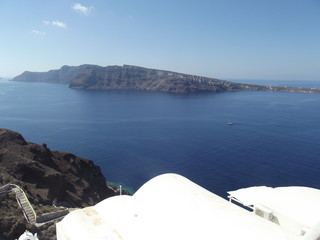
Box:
[12, 64, 320, 94]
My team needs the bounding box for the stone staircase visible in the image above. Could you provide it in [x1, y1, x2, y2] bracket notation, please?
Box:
[12, 186, 37, 224]
[0, 184, 37, 224]
[0, 183, 69, 225]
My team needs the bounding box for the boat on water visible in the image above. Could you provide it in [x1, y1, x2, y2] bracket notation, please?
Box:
[227, 122, 235, 125]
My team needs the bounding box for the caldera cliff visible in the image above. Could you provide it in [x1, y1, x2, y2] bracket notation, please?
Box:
[0, 128, 115, 240]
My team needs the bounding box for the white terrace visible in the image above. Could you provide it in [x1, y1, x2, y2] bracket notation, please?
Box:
[56, 173, 320, 240]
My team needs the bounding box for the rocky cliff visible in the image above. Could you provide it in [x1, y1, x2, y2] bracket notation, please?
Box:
[12, 64, 320, 94]
[67, 65, 265, 93]
[0, 128, 115, 240]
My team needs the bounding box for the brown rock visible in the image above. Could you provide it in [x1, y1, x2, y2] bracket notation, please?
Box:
[0, 128, 115, 239]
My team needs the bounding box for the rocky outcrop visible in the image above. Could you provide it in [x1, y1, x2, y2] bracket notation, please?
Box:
[0, 128, 115, 240]
[12, 64, 320, 94]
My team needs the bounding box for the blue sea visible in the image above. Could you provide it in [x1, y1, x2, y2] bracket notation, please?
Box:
[1, 79, 320, 198]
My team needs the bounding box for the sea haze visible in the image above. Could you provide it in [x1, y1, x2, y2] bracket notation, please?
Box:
[1, 80, 320, 197]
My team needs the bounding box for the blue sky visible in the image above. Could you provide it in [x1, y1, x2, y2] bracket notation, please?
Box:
[1, 0, 320, 80]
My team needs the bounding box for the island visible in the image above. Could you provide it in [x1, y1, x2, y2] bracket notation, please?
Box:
[12, 64, 320, 94]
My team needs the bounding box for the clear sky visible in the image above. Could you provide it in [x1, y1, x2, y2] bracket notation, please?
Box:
[1, 0, 320, 80]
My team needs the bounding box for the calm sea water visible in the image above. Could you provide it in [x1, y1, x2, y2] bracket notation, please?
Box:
[1, 79, 320, 197]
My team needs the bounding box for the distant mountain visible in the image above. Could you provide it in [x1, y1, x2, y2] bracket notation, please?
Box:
[12, 64, 320, 94]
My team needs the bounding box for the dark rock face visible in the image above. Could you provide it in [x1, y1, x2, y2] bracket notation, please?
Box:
[0, 128, 114, 240]
[68, 65, 256, 93]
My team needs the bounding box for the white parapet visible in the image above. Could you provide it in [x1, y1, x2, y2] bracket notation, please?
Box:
[228, 185, 320, 237]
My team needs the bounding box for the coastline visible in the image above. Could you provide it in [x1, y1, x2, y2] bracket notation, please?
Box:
[107, 181, 135, 195]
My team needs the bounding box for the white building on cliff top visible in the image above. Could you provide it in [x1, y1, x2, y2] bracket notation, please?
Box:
[56, 173, 320, 240]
